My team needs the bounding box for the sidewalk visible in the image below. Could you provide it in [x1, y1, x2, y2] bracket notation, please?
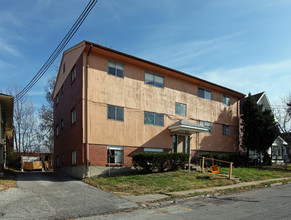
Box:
[122, 177, 291, 204]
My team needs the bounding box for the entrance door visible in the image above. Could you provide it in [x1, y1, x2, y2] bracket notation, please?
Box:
[173, 135, 190, 153]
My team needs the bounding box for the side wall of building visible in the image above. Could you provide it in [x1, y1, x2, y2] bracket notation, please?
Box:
[54, 54, 85, 171]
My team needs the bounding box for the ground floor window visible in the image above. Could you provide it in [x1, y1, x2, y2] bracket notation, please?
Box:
[222, 124, 230, 135]
[72, 151, 76, 165]
[107, 146, 124, 164]
[199, 120, 212, 133]
[144, 148, 164, 153]
[56, 155, 59, 167]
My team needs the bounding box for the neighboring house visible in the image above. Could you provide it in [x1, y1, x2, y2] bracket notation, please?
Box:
[0, 94, 14, 176]
[53, 41, 245, 179]
[240, 92, 288, 164]
[280, 132, 291, 158]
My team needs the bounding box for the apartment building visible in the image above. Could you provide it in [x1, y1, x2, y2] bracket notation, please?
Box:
[53, 41, 245, 179]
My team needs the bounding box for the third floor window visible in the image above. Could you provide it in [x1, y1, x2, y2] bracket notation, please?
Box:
[108, 60, 124, 78]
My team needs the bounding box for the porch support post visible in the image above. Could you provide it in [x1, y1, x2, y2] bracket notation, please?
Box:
[188, 135, 191, 170]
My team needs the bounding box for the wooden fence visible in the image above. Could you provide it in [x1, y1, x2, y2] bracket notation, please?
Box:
[201, 156, 233, 179]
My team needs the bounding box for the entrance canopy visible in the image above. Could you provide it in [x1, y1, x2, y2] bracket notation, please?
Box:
[168, 119, 208, 134]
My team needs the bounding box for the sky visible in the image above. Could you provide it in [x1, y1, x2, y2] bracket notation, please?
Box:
[1, 0, 291, 110]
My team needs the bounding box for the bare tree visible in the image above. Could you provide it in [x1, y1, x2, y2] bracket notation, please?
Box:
[274, 94, 291, 157]
[37, 74, 56, 154]
[287, 94, 291, 117]
[7, 85, 37, 155]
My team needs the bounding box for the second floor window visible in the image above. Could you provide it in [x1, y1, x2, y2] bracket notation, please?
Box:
[71, 66, 76, 82]
[144, 111, 164, 126]
[198, 88, 211, 101]
[145, 71, 164, 88]
[108, 105, 124, 121]
[175, 102, 186, 116]
[71, 108, 76, 124]
[108, 60, 124, 78]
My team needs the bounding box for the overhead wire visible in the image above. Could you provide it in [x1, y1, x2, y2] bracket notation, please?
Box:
[14, 0, 98, 103]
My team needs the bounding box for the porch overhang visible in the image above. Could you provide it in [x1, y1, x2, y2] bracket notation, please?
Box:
[168, 119, 208, 134]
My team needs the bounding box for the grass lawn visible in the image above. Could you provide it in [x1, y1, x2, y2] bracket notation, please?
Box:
[220, 165, 291, 182]
[84, 165, 291, 196]
[84, 170, 236, 196]
[0, 169, 17, 191]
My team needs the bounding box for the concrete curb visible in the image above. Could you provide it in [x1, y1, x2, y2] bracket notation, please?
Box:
[122, 177, 291, 207]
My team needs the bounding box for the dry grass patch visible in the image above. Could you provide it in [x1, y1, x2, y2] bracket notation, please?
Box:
[0, 169, 17, 191]
[84, 170, 236, 196]
[220, 166, 291, 182]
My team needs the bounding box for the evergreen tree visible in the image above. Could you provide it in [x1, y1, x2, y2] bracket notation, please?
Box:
[241, 93, 280, 166]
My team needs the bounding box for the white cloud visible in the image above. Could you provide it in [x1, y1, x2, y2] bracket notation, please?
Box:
[200, 59, 291, 104]
[0, 11, 23, 27]
[137, 32, 242, 69]
[0, 37, 21, 57]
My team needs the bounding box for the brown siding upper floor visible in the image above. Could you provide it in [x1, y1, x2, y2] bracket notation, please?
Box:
[86, 54, 240, 125]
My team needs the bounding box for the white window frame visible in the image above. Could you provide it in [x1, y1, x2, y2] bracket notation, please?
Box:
[107, 146, 124, 164]
[199, 120, 212, 133]
[198, 88, 212, 100]
[223, 95, 230, 106]
[144, 148, 164, 153]
[71, 108, 76, 124]
[144, 111, 164, 127]
[108, 60, 124, 78]
[71, 66, 76, 82]
[145, 71, 164, 88]
[107, 105, 124, 121]
[222, 124, 230, 136]
[175, 102, 186, 116]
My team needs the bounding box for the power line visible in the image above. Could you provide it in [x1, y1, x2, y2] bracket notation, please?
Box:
[14, 0, 98, 103]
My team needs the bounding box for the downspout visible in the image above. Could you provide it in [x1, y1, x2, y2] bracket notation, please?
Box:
[85, 44, 92, 177]
[237, 99, 240, 153]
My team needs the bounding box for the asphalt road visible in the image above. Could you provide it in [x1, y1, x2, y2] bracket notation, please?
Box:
[81, 183, 291, 220]
[0, 171, 138, 220]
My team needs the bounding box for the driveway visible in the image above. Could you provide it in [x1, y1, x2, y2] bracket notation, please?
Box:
[0, 171, 138, 220]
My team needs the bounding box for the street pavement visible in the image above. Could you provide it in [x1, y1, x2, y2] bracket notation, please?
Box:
[0, 171, 138, 220]
[80, 183, 291, 220]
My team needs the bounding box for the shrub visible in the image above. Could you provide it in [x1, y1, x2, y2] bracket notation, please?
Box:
[132, 152, 189, 173]
[200, 153, 245, 167]
[262, 151, 271, 166]
[168, 153, 189, 171]
[6, 149, 21, 170]
[132, 153, 155, 173]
